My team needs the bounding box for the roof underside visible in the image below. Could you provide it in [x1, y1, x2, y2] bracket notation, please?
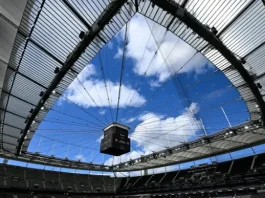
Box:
[1, 0, 265, 171]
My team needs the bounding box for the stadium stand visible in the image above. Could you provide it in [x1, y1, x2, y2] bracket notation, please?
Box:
[1, 152, 265, 197]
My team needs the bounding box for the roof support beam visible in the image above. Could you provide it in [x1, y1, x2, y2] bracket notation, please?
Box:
[7, 67, 47, 90]
[0, 108, 27, 119]
[1, 90, 36, 106]
[135, 0, 139, 12]
[181, 0, 189, 8]
[2, 123, 23, 131]
[2, 141, 17, 147]
[61, 0, 92, 29]
[256, 72, 265, 80]
[61, 0, 106, 44]
[2, 133, 18, 139]
[150, 0, 265, 123]
[18, 31, 64, 65]
[17, 0, 128, 155]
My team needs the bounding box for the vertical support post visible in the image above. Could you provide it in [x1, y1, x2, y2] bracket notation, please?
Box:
[167, 134, 170, 147]
[184, 135, 187, 142]
[91, 150, 93, 163]
[36, 137, 43, 153]
[65, 144, 70, 159]
[78, 147, 83, 161]
[200, 118, 207, 136]
[200, 118, 216, 163]
[103, 153, 105, 165]
[220, 107, 232, 127]
[51, 141, 57, 156]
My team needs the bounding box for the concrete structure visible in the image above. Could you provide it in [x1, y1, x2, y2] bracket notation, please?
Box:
[0, 0, 27, 98]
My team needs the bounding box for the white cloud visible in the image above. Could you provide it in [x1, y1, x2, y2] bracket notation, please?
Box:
[122, 117, 137, 123]
[99, 109, 106, 115]
[149, 80, 162, 88]
[107, 41, 113, 49]
[104, 150, 144, 165]
[65, 64, 146, 109]
[114, 48, 123, 59]
[116, 14, 210, 85]
[76, 154, 85, 161]
[76, 63, 96, 82]
[97, 134, 104, 143]
[130, 102, 201, 152]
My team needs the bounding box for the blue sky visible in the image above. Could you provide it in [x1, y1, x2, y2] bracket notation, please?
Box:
[25, 14, 250, 167]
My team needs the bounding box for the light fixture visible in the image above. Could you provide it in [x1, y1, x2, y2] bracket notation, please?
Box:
[257, 83, 262, 89]
[54, 67, 60, 74]
[52, 90, 56, 94]
[240, 57, 246, 64]
[210, 26, 218, 35]
[41, 106, 45, 110]
[244, 126, 249, 130]
[79, 31, 85, 39]
[229, 131, 233, 134]
[39, 91, 44, 97]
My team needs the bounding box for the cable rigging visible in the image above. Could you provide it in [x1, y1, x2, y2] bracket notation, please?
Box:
[116, 22, 130, 122]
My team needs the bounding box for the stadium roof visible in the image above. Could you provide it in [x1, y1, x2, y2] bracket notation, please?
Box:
[0, 0, 265, 171]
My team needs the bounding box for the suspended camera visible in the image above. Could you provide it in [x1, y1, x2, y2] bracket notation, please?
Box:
[100, 122, 130, 156]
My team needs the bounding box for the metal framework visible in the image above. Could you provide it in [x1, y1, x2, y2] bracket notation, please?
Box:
[1, 0, 265, 171]
[17, 0, 128, 155]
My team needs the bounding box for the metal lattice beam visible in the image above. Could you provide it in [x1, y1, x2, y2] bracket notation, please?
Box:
[16, 0, 128, 155]
[1, 0, 46, 150]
